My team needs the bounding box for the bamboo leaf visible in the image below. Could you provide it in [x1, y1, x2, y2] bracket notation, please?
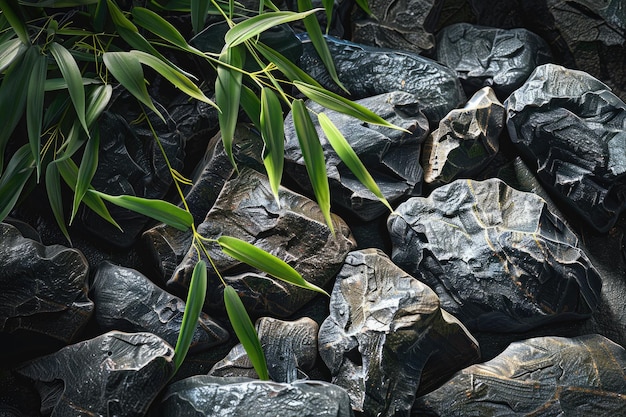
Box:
[255, 42, 321, 87]
[0, 0, 30, 45]
[174, 260, 207, 371]
[88, 189, 193, 231]
[318, 112, 393, 212]
[291, 99, 334, 234]
[85, 84, 112, 126]
[215, 45, 244, 170]
[107, 0, 166, 61]
[260, 87, 284, 203]
[44, 77, 101, 91]
[0, 145, 34, 222]
[26, 48, 46, 179]
[223, 285, 269, 380]
[132, 7, 205, 56]
[45, 162, 72, 245]
[20, 0, 99, 6]
[240, 84, 261, 131]
[71, 126, 100, 224]
[218, 235, 329, 296]
[224, 9, 319, 47]
[0, 37, 27, 73]
[190, 0, 210, 34]
[91, 0, 108, 32]
[321, 0, 333, 33]
[49, 42, 89, 135]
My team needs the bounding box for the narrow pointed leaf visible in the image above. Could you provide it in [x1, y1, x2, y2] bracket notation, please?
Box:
[0, 0, 30, 45]
[291, 99, 334, 234]
[71, 126, 100, 223]
[92, 0, 108, 32]
[58, 121, 87, 160]
[0, 145, 34, 222]
[44, 77, 101, 91]
[85, 84, 112, 126]
[26, 49, 47, 179]
[223, 285, 269, 380]
[20, 0, 99, 6]
[45, 162, 72, 245]
[318, 112, 393, 212]
[0, 37, 27, 73]
[88, 190, 193, 231]
[260, 87, 284, 203]
[49, 42, 89, 135]
[174, 260, 207, 371]
[132, 7, 205, 56]
[224, 10, 319, 47]
[240, 84, 261, 131]
[321, 0, 333, 33]
[255, 42, 321, 87]
[190, 0, 211, 34]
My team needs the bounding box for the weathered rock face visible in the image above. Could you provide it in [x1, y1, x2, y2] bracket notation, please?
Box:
[16, 331, 175, 417]
[0, 222, 92, 358]
[505, 63, 626, 233]
[284, 91, 429, 221]
[318, 249, 480, 417]
[388, 178, 602, 332]
[435, 23, 552, 99]
[413, 334, 626, 416]
[297, 34, 465, 124]
[91, 261, 229, 352]
[210, 317, 318, 382]
[159, 376, 354, 417]
[169, 168, 356, 318]
[422, 87, 504, 186]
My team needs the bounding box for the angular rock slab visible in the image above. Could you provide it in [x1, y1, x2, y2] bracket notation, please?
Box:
[435, 23, 552, 98]
[169, 168, 356, 317]
[319, 249, 480, 417]
[413, 334, 626, 416]
[210, 317, 318, 383]
[0, 222, 93, 344]
[506, 63, 626, 232]
[16, 331, 175, 417]
[298, 34, 465, 124]
[422, 87, 504, 186]
[91, 261, 229, 352]
[284, 91, 429, 221]
[388, 178, 602, 332]
[159, 376, 354, 417]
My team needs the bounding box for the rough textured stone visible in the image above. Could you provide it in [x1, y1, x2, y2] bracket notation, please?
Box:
[159, 376, 354, 417]
[413, 334, 626, 416]
[169, 168, 356, 318]
[16, 331, 175, 417]
[284, 91, 429, 221]
[435, 23, 552, 99]
[318, 249, 480, 417]
[505, 63, 626, 232]
[297, 34, 465, 124]
[422, 87, 504, 186]
[388, 178, 602, 332]
[91, 261, 229, 352]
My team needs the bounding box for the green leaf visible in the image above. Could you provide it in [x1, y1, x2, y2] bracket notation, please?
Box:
[218, 235, 330, 296]
[240, 84, 261, 131]
[44, 77, 101, 92]
[223, 285, 269, 380]
[20, 0, 99, 6]
[354, 0, 372, 15]
[255, 42, 321, 87]
[215, 45, 244, 171]
[103, 51, 164, 121]
[26, 48, 47, 179]
[0, 37, 27, 73]
[0, 145, 34, 222]
[174, 260, 207, 371]
[71, 126, 100, 224]
[318, 112, 393, 212]
[0, 0, 30, 45]
[85, 84, 112, 126]
[321, 0, 333, 33]
[190, 0, 210, 34]
[291, 99, 334, 234]
[260, 87, 284, 203]
[91, 0, 108, 32]
[88, 189, 193, 231]
[224, 9, 319, 47]
[45, 162, 72, 245]
[296, 0, 347, 93]
[49, 42, 89, 135]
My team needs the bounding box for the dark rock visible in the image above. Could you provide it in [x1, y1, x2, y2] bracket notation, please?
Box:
[422, 87, 504, 186]
[91, 261, 229, 352]
[0, 370, 41, 416]
[297, 34, 465, 124]
[505, 63, 626, 233]
[169, 168, 356, 318]
[16, 331, 175, 417]
[210, 317, 318, 382]
[413, 334, 626, 416]
[388, 178, 602, 332]
[435, 23, 552, 99]
[284, 91, 429, 221]
[318, 249, 480, 417]
[159, 376, 354, 417]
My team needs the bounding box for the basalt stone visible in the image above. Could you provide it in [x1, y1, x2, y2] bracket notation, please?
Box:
[388, 178, 602, 332]
[210, 317, 318, 382]
[422, 87, 504, 186]
[435, 23, 552, 99]
[16, 331, 175, 417]
[0, 222, 93, 360]
[297, 34, 465, 124]
[169, 168, 356, 318]
[413, 334, 626, 416]
[284, 91, 429, 221]
[318, 249, 480, 417]
[91, 261, 229, 352]
[159, 376, 354, 417]
[505, 63, 626, 233]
